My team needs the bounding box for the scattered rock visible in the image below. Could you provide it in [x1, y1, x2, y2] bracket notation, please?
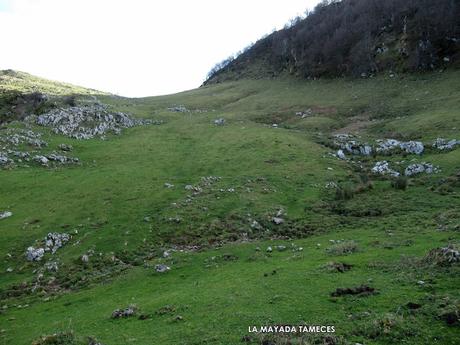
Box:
[81, 254, 90, 263]
[276, 245, 287, 252]
[44, 261, 59, 272]
[266, 246, 273, 253]
[296, 109, 313, 118]
[164, 183, 174, 188]
[168, 105, 188, 112]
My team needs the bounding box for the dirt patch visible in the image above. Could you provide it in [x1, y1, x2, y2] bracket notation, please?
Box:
[333, 113, 380, 135]
[331, 284, 376, 297]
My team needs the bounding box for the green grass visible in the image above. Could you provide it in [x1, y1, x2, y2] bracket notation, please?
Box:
[0, 70, 459, 344]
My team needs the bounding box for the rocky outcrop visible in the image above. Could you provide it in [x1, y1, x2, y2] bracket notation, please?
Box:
[32, 105, 160, 140]
[332, 135, 425, 157]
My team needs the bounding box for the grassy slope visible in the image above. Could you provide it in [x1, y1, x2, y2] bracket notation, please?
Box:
[0, 70, 459, 345]
[0, 70, 103, 96]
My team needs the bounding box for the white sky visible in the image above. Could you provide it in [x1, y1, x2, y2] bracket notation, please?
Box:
[0, 0, 320, 97]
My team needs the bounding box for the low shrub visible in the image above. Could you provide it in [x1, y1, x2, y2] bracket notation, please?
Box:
[326, 241, 358, 256]
[391, 176, 408, 190]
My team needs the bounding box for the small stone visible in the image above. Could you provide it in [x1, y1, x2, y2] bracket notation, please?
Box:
[276, 245, 287, 252]
[58, 144, 73, 152]
[266, 246, 273, 253]
[164, 183, 174, 188]
[81, 254, 89, 263]
[155, 264, 170, 273]
[272, 217, 284, 225]
[337, 150, 346, 160]
[214, 118, 225, 126]
[0, 211, 12, 220]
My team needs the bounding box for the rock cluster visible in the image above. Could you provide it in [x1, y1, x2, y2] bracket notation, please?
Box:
[32, 153, 79, 166]
[0, 128, 47, 148]
[433, 138, 460, 151]
[0, 128, 78, 168]
[32, 105, 159, 140]
[111, 305, 137, 319]
[26, 247, 45, 261]
[405, 163, 439, 176]
[45, 232, 71, 254]
[25, 232, 71, 261]
[372, 161, 439, 177]
[333, 134, 373, 156]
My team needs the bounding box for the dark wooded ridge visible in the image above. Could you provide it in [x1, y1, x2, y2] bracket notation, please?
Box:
[205, 0, 460, 84]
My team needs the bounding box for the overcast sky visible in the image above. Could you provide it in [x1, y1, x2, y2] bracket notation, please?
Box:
[0, 0, 321, 97]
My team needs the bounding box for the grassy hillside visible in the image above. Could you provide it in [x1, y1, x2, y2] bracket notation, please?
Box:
[0, 70, 459, 345]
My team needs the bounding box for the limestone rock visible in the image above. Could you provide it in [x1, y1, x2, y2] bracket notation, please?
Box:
[26, 247, 45, 261]
[0, 211, 12, 220]
[155, 264, 170, 273]
[371, 161, 400, 177]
